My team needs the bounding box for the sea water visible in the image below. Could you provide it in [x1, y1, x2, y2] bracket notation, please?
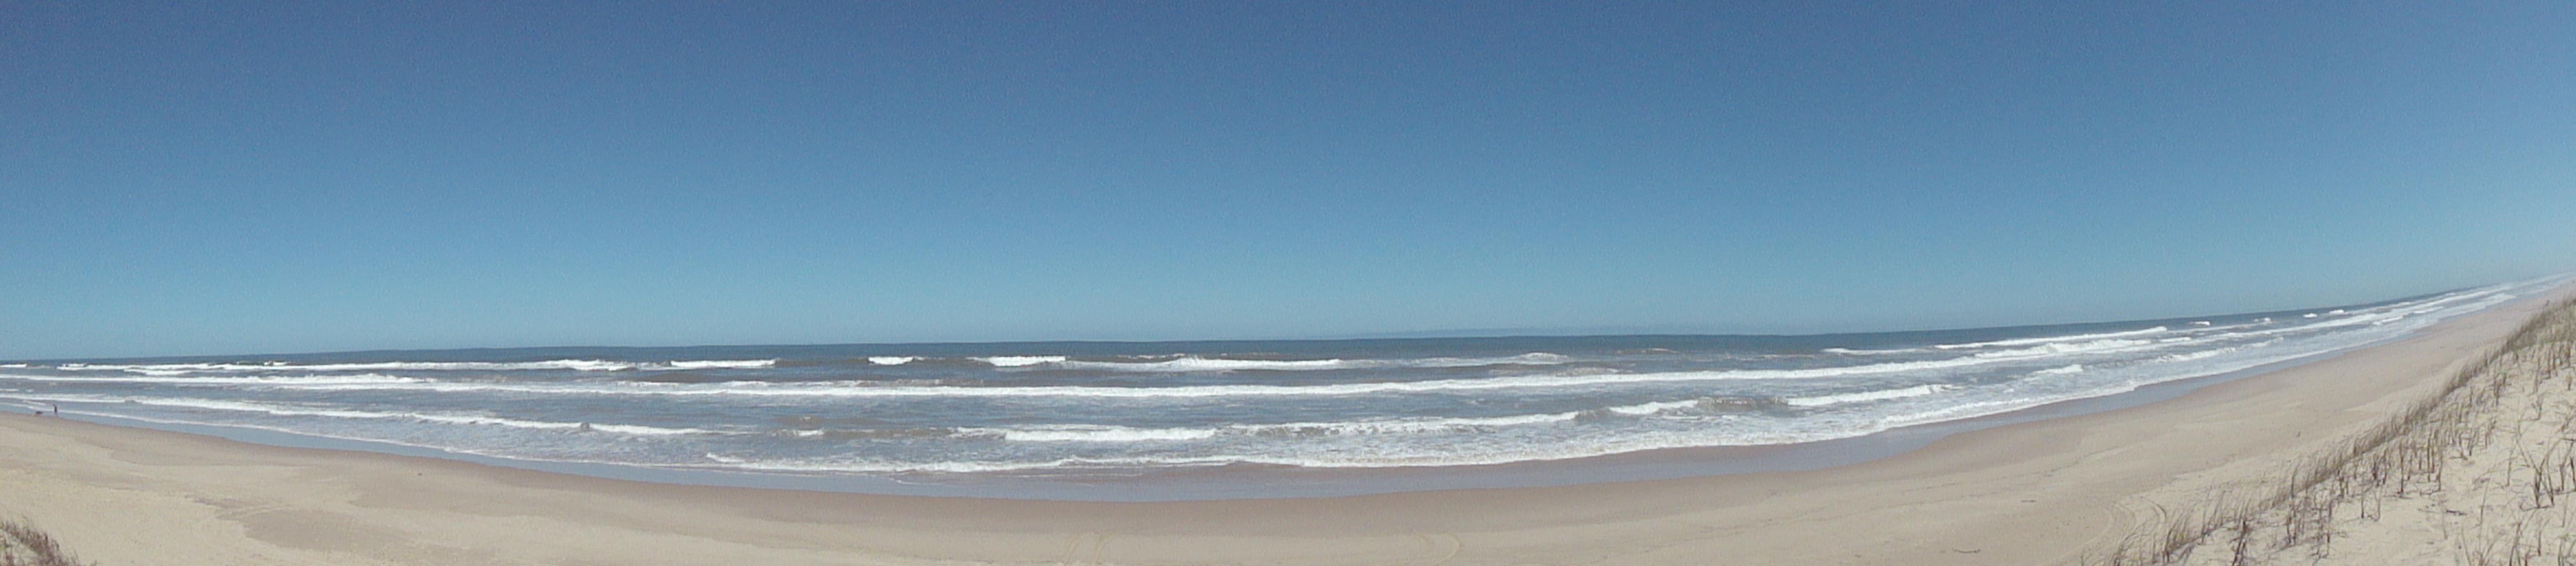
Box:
[1, 278, 2554, 493]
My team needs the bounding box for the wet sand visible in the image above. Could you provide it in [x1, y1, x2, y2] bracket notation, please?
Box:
[0, 284, 2562, 565]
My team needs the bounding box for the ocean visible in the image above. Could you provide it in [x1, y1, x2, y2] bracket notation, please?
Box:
[1, 279, 2553, 497]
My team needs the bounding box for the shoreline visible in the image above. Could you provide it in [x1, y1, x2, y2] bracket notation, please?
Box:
[34, 349, 2359, 502]
[1, 283, 2567, 564]
[14, 300, 2510, 503]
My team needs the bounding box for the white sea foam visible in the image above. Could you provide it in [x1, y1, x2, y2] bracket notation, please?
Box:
[665, 412, 1863, 472]
[2158, 350, 2227, 363]
[1781, 384, 1954, 407]
[1928, 326, 2171, 350]
[1820, 347, 1913, 355]
[963, 409, 1615, 443]
[14, 277, 2543, 478]
[1824, 326, 2171, 355]
[52, 359, 764, 374]
[248, 337, 2207, 399]
[24, 286, 2492, 448]
[1968, 339, 2153, 359]
[1605, 399, 1705, 415]
[1044, 353, 1570, 373]
[2225, 290, 2516, 340]
[961, 424, 1223, 442]
[976, 356, 1067, 367]
[1049, 357, 1356, 372]
[1872, 397, 2051, 430]
[2155, 338, 2280, 363]
[394, 414, 716, 436]
[257, 344, 2155, 399]
[1858, 341, 2382, 435]
[1241, 346, 2381, 469]
[661, 360, 776, 370]
[0, 373, 427, 386]
[495, 304, 2541, 475]
[866, 356, 918, 366]
[4, 395, 714, 436]
[680, 454, 1257, 475]
[1241, 411, 1591, 436]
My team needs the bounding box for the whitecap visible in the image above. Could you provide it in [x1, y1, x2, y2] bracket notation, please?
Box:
[0, 373, 427, 386]
[4, 395, 714, 436]
[257, 342, 2193, 399]
[657, 360, 775, 370]
[1928, 326, 2170, 350]
[959, 424, 1222, 442]
[1004, 353, 1571, 373]
[976, 356, 1067, 367]
[60, 360, 643, 373]
[1780, 384, 1954, 407]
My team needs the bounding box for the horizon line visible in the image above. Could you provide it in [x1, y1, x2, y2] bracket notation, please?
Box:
[13, 280, 2539, 364]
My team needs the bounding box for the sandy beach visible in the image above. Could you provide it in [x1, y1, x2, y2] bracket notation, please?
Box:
[1, 286, 2564, 565]
[14, 2, 2569, 564]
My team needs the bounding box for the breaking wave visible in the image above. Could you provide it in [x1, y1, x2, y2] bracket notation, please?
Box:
[56, 359, 774, 374]
[1781, 384, 1953, 407]
[0, 276, 2548, 483]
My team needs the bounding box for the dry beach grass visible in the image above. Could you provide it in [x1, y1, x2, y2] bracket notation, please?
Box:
[2088, 299, 2576, 565]
[0, 518, 89, 566]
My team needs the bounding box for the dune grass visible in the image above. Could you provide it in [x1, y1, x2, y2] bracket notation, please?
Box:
[0, 517, 89, 566]
[2080, 298, 2576, 565]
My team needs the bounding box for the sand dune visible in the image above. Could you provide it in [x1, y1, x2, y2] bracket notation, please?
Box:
[2098, 298, 2576, 565]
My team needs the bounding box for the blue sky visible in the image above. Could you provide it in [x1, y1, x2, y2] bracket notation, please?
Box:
[5, 2, 2572, 360]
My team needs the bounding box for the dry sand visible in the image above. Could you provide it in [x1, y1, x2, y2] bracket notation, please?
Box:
[2, 286, 2564, 565]
[2143, 295, 2576, 565]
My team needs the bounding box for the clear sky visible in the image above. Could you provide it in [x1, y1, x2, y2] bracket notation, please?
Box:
[5, 2, 2572, 360]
